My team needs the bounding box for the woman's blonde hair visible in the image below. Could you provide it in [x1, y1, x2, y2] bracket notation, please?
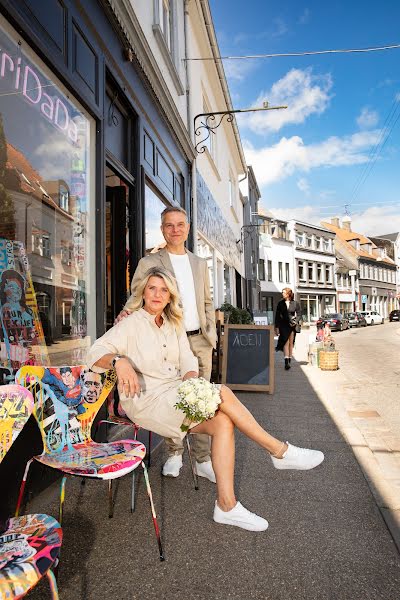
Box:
[130, 267, 184, 330]
[282, 287, 294, 301]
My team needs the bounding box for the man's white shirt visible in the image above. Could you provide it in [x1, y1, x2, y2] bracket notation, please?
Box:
[168, 252, 201, 332]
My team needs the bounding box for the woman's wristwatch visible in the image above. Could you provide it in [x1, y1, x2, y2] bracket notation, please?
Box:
[111, 354, 125, 369]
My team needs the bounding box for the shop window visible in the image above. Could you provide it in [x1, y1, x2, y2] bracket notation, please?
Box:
[145, 184, 168, 254]
[0, 19, 95, 369]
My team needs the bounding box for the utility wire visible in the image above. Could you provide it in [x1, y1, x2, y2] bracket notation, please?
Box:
[185, 43, 400, 61]
[348, 98, 400, 206]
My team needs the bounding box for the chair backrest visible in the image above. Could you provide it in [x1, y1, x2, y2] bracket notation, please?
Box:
[15, 366, 116, 454]
[0, 384, 34, 463]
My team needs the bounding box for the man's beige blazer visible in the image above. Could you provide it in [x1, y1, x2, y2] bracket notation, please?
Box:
[123, 248, 216, 348]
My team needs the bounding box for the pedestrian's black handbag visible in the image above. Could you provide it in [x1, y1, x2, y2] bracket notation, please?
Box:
[289, 313, 301, 333]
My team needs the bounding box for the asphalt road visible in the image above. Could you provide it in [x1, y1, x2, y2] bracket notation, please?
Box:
[332, 321, 400, 439]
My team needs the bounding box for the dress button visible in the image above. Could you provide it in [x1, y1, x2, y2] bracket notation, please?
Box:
[163, 344, 167, 348]
[164, 358, 167, 361]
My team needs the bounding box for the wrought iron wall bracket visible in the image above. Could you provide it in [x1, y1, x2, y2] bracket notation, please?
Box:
[193, 104, 287, 154]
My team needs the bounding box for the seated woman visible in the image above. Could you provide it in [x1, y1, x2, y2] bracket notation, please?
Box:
[87, 267, 324, 532]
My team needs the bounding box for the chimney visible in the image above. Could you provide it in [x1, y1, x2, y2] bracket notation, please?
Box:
[331, 216, 340, 227]
[342, 215, 352, 231]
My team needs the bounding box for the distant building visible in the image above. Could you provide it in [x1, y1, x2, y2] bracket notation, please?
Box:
[241, 166, 261, 312]
[370, 233, 400, 309]
[257, 211, 293, 324]
[322, 218, 397, 316]
[289, 220, 337, 322]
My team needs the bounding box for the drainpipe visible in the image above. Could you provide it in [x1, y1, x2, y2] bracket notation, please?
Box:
[184, 1, 198, 255]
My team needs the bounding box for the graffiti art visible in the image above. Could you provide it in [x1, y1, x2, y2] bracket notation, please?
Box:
[0, 239, 49, 370]
[0, 384, 34, 462]
[15, 366, 146, 478]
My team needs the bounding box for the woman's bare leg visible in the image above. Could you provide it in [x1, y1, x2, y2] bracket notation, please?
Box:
[283, 335, 290, 359]
[192, 411, 236, 511]
[288, 331, 295, 358]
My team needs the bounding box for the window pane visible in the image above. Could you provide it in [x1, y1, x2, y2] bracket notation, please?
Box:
[0, 21, 95, 368]
[145, 185, 167, 254]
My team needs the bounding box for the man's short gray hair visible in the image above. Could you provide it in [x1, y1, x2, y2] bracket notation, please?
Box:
[161, 206, 188, 222]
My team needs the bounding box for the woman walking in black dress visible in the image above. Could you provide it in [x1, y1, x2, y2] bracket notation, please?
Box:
[274, 288, 301, 370]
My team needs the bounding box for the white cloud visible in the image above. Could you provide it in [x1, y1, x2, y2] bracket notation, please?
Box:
[258, 203, 400, 236]
[222, 58, 259, 83]
[356, 107, 379, 129]
[297, 177, 310, 195]
[243, 129, 381, 186]
[243, 68, 333, 133]
[298, 8, 311, 25]
[271, 17, 288, 38]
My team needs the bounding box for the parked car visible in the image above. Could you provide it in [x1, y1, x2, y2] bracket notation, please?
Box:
[389, 310, 400, 322]
[316, 313, 350, 331]
[345, 311, 367, 328]
[359, 310, 384, 325]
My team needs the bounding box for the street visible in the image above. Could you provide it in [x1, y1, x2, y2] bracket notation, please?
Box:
[297, 321, 400, 549]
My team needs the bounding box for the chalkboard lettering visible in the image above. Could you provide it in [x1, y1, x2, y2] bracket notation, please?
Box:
[222, 325, 275, 393]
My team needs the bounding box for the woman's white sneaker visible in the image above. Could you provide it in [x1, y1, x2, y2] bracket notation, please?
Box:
[213, 501, 269, 531]
[195, 460, 216, 483]
[271, 443, 324, 470]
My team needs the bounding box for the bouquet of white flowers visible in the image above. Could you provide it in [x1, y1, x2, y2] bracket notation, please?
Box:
[175, 377, 221, 432]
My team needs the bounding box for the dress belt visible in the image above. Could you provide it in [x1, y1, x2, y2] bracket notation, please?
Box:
[186, 328, 201, 337]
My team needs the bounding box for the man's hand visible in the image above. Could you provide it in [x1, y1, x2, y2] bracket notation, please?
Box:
[114, 309, 131, 325]
[274, 327, 279, 336]
[182, 371, 199, 381]
[115, 358, 141, 397]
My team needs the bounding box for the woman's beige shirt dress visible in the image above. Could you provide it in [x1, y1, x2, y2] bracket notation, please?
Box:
[86, 308, 199, 445]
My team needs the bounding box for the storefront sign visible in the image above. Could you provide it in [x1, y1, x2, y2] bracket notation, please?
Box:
[361, 294, 367, 303]
[0, 47, 78, 143]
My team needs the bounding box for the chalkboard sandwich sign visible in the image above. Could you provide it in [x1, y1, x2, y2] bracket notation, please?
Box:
[221, 325, 275, 393]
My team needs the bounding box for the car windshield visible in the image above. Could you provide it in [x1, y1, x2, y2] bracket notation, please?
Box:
[347, 313, 357, 317]
[323, 314, 340, 319]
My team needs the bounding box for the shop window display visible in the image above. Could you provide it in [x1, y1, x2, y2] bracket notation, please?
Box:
[0, 18, 95, 368]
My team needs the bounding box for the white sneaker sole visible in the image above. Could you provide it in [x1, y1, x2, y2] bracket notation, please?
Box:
[213, 516, 269, 532]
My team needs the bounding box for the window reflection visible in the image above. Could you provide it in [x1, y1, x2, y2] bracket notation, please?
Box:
[145, 184, 167, 254]
[0, 20, 94, 368]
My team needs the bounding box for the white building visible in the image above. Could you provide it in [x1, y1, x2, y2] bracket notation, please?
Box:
[257, 211, 294, 324]
[289, 220, 337, 322]
[372, 232, 400, 310]
[130, 0, 247, 310]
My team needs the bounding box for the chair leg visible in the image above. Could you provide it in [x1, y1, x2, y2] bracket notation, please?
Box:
[108, 480, 114, 518]
[186, 436, 199, 491]
[141, 462, 165, 561]
[130, 470, 136, 513]
[147, 431, 152, 468]
[15, 458, 34, 516]
[46, 568, 60, 600]
[59, 476, 67, 526]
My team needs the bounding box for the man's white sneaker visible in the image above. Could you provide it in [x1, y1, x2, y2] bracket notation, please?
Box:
[271, 442, 324, 470]
[213, 501, 268, 532]
[195, 460, 216, 483]
[162, 454, 183, 477]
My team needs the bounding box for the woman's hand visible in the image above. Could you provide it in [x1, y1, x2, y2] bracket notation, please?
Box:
[115, 358, 141, 397]
[183, 370, 198, 381]
[274, 327, 279, 336]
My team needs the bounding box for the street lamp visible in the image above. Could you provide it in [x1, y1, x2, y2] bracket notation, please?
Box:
[193, 101, 287, 154]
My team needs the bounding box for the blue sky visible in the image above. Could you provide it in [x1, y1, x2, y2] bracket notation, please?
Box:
[209, 0, 400, 234]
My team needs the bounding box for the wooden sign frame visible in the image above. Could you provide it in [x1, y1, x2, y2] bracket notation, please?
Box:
[221, 324, 275, 393]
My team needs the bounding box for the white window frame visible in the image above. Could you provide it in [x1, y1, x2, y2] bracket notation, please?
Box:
[278, 261, 283, 283]
[308, 262, 315, 282]
[285, 262, 290, 283]
[152, 0, 184, 95]
[298, 260, 305, 281]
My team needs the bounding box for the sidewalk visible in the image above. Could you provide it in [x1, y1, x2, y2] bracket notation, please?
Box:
[26, 338, 400, 600]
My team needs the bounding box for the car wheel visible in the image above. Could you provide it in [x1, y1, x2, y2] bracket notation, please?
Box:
[339, 323, 343, 331]
[371, 319, 374, 325]
[381, 319, 384, 324]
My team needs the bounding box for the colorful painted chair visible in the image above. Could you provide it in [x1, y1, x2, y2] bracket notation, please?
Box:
[0, 384, 62, 599]
[15, 366, 164, 561]
[95, 392, 153, 512]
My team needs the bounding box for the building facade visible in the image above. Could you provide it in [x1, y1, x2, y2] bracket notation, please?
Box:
[257, 211, 294, 324]
[322, 218, 397, 317]
[241, 165, 261, 313]
[371, 232, 400, 310]
[289, 220, 337, 322]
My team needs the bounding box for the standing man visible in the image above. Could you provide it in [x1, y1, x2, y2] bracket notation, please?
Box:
[115, 206, 216, 482]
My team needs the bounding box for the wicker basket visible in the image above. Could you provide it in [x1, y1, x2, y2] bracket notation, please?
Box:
[319, 350, 339, 371]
